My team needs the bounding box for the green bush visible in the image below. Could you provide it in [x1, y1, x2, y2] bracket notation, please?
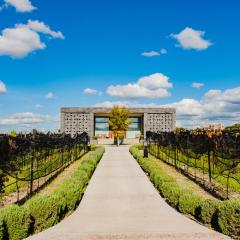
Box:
[26, 193, 64, 233]
[152, 170, 175, 193]
[56, 179, 84, 213]
[0, 205, 30, 240]
[176, 189, 204, 217]
[161, 182, 187, 208]
[218, 199, 240, 238]
[0, 214, 5, 240]
[198, 199, 221, 227]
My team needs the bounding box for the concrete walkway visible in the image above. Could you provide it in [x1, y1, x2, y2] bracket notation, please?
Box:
[27, 145, 230, 240]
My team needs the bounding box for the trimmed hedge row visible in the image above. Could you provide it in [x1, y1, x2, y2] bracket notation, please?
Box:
[130, 145, 240, 239]
[0, 146, 105, 240]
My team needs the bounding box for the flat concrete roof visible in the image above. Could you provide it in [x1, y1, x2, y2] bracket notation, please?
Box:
[61, 107, 176, 114]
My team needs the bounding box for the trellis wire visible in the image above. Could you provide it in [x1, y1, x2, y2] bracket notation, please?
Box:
[0, 131, 89, 205]
[146, 130, 240, 199]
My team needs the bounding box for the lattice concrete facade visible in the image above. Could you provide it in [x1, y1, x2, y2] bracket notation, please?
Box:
[60, 107, 176, 137]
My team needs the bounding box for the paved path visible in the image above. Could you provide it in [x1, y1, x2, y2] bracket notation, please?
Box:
[27, 145, 230, 240]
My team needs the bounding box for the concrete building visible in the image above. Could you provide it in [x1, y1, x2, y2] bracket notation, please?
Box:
[60, 107, 176, 138]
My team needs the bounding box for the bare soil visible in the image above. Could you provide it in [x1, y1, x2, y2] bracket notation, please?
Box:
[39, 157, 84, 194]
[148, 154, 216, 200]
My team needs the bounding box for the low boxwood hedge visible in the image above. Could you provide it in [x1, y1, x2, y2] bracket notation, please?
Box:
[26, 193, 65, 233]
[130, 145, 240, 239]
[0, 205, 30, 240]
[0, 216, 4, 240]
[218, 199, 240, 239]
[198, 199, 221, 227]
[0, 146, 104, 240]
[178, 192, 204, 217]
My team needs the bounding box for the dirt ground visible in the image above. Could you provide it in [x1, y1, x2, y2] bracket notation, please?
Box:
[148, 154, 216, 200]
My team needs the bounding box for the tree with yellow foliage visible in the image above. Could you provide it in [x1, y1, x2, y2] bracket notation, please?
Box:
[108, 106, 132, 146]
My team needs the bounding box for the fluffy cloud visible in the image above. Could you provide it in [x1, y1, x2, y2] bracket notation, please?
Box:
[107, 73, 172, 99]
[171, 27, 212, 51]
[45, 92, 54, 99]
[3, 0, 36, 12]
[141, 48, 167, 57]
[165, 86, 240, 128]
[93, 101, 161, 108]
[0, 20, 64, 58]
[0, 112, 52, 125]
[0, 81, 7, 93]
[192, 82, 204, 88]
[0, 24, 45, 58]
[0, 112, 59, 133]
[96, 86, 240, 128]
[83, 88, 97, 95]
[27, 20, 64, 39]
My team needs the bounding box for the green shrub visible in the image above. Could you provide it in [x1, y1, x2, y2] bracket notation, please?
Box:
[56, 179, 84, 213]
[26, 193, 64, 233]
[178, 192, 204, 217]
[161, 182, 187, 208]
[152, 171, 175, 193]
[218, 199, 240, 238]
[0, 214, 5, 240]
[1, 205, 30, 240]
[198, 199, 221, 227]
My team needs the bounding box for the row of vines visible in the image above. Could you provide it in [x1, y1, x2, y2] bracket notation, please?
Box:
[0, 131, 89, 206]
[146, 129, 240, 199]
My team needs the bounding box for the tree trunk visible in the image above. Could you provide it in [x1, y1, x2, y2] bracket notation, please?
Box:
[117, 135, 119, 147]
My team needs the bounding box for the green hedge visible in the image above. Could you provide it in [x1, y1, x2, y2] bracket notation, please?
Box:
[178, 192, 203, 217]
[218, 199, 240, 239]
[0, 205, 30, 240]
[129, 145, 240, 239]
[26, 194, 64, 233]
[0, 216, 4, 240]
[0, 146, 105, 240]
[198, 199, 220, 226]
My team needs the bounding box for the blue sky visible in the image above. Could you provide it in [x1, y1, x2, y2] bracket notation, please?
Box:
[0, 0, 240, 132]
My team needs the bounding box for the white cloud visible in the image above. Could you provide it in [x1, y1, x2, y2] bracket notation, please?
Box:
[27, 20, 64, 39]
[93, 101, 161, 108]
[141, 51, 160, 57]
[165, 98, 203, 117]
[93, 101, 130, 108]
[204, 89, 221, 99]
[83, 88, 98, 95]
[96, 86, 240, 128]
[0, 81, 7, 93]
[165, 86, 240, 128]
[35, 104, 43, 108]
[170, 27, 212, 50]
[160, 48, 167, 54]
[107, 73, 172, 99]
[192, 82, 204, 88]
[0, 112, 52, 125]
[141, 48, 167, 57]
[4, 0, 36, 12]
[0, 20, 64, 58]
[45, 92, 54, 99]
[0, 24, 45, 58]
